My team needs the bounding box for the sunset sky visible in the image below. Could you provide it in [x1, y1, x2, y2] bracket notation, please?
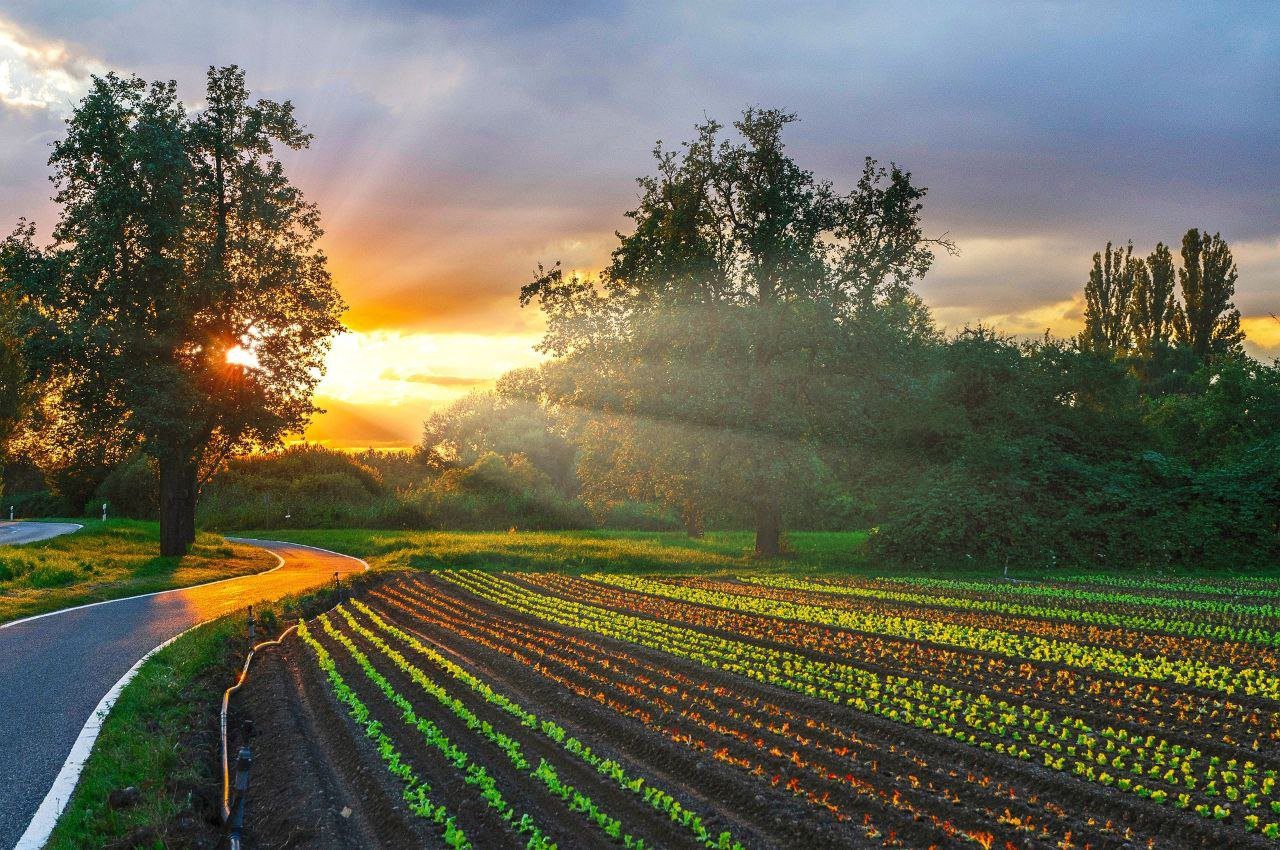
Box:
[1, 1, 1277, 448]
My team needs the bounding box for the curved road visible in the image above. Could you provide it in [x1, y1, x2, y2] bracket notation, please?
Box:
[0, 522, 83, 546]
[0, 538, 367, 849]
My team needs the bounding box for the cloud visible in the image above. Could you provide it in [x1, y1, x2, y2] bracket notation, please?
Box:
[0, 15, 99, 113]
[1, 0, 1276, 449]
[379, 369, 489, 388]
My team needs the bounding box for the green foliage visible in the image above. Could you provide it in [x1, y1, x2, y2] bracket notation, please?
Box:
[95, 451, 159, 519]
[422, 378, 578, 495]
[198, 443, 592, 531]
[2, 66, 345, 555]
[521, 108, 949, 555]
[867, 327, 1280, 571]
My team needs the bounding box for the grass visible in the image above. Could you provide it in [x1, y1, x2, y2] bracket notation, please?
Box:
[43, 616, 239, 850]
[43, 576, 379, 849]
[233, 527, 872, 575]
[0, 519, 275, 625]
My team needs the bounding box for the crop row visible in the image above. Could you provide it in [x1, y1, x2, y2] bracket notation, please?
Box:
[324, 606, 662, 849]
[295, 620, 471, 848]
[345, 598, 745, 850]
[879, 576, 1280, 620]
[588, 573, 1280, 702]
[737, 574, 1280, 649]
[1052, 574, 1280, 600]
[442, 571, 1280, 842]
[529, 573, 1278, 752]
[375, 580, 1075, 850]
[313, 612, 561, 848]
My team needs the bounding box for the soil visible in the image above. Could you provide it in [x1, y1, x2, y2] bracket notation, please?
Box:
[224, 572, 1276, 850]
[228, 643, 436, 849]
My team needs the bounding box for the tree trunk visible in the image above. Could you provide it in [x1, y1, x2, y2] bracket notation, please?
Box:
[159, 456, 197, 557]
[682, 504, 705, 539]
[753, 499, 782, 558]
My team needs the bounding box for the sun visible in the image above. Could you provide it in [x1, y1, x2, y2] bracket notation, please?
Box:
[226, 344, 260, 369]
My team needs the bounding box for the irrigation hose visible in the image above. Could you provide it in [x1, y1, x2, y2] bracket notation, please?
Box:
[220, 625, 298, 824]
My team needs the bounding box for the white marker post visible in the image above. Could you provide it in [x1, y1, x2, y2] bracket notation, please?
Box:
[8, 506, 13, 521]
[102, 502, 108, 522]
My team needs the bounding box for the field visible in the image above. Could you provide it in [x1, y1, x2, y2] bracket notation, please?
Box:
[234, 568, 1280, 849]
[231, 528, 871, 574]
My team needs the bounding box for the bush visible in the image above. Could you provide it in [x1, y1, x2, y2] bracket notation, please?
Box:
[602, 501, 681, 531]
[95, 452, 159, 520]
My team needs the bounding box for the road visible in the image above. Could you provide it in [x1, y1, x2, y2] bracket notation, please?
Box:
[0, 538, 367, 850]
[0, 522, 82, 546]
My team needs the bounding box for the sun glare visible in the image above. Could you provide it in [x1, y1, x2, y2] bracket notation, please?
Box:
[226, 344, 260, 369]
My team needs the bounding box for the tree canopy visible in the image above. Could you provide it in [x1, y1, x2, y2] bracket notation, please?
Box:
[520, 108, 951, 556]
[1, 66, 344, 554]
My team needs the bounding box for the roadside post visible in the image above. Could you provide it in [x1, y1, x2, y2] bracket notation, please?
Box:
[101, 502, 108, 521]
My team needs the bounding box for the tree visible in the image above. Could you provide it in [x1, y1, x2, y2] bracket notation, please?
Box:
[419, 382, 578, 497]
[0, 266, 28, 455]
[1080, 241, 1141, 354]
[4, 68, 345, 554]
[1130, 241, 1178, 358]
[1174, 228, 1244, 361]
[520, 108, 948, 556]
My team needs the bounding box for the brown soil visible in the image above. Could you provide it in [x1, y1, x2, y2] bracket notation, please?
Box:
[227, 572, 1276, 850]
[228, 642, 437, 849]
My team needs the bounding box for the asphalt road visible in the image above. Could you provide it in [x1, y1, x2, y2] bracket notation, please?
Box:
[0, 522, 82, 546]
[0, 538, 366, 849]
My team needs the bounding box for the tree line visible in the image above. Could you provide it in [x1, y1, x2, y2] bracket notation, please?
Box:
[0, 88, 1274, 568]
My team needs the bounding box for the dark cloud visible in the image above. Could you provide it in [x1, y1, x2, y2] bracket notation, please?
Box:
[1, 0, 1276, 338]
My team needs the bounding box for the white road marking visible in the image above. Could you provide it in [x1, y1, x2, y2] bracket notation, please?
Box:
[9, 540, 369, 850]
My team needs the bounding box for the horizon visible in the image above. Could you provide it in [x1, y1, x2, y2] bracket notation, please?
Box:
[2, 1, 1278, 449]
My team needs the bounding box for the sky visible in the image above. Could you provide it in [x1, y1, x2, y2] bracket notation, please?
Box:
[1, 1, 1277, 448]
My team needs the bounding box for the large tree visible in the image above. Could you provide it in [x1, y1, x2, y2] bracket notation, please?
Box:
[520, 109, 947, 556]
[4, 67, 344, 554]
[1174, 228, 1244, 361]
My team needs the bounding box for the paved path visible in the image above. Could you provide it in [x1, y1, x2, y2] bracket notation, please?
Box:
[0, 538, 367, 849]
[0, 522, 82, 546]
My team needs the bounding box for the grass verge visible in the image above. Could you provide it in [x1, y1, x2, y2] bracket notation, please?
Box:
[43, 576, 377, 850]
[0, 520, 275, 625]
[42, 616, 239, 850]
[231, 528, 871, 575]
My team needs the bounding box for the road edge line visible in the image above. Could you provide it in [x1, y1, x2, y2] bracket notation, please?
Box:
[11, 622, 200, 850]
[10, 540, 369, 849]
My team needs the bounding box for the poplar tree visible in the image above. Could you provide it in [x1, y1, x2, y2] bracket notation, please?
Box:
[1174, 228, 1244, 361]
[1080, 241, 1140, 354]
[1130, 241, 1178, 357]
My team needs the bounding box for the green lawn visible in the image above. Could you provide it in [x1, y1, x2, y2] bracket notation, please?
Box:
[0, 520, 276, 624]
[235, 528, 871, 574]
